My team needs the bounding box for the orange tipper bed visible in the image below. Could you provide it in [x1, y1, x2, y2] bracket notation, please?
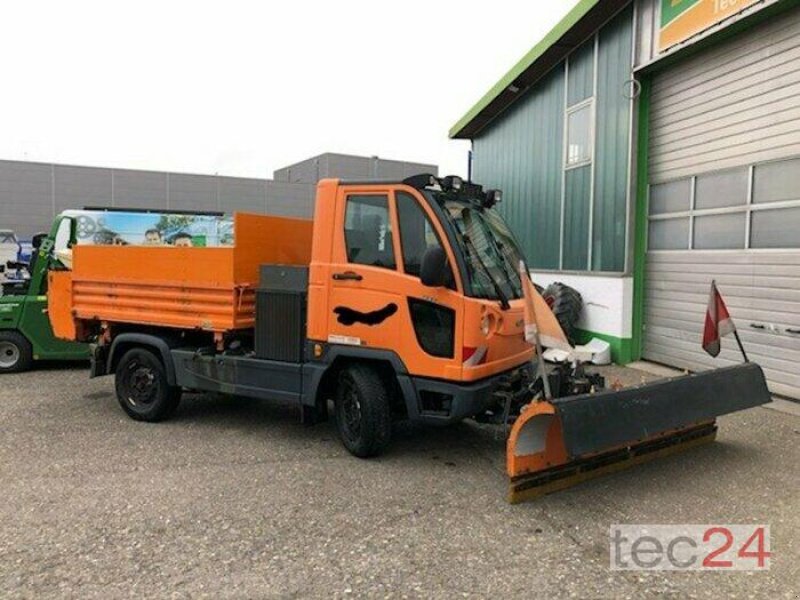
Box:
[49, 213, 312, 338]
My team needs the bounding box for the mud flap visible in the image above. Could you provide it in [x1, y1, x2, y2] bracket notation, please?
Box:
[507, 363, 771, 503]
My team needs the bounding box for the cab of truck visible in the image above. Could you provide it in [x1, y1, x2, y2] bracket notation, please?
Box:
[305, 175, 534, 425]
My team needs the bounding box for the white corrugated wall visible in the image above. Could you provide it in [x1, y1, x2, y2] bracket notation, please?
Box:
[644, 5, 800, 399]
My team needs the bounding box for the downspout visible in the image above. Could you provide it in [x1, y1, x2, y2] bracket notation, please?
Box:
[631, 76, 651, 361]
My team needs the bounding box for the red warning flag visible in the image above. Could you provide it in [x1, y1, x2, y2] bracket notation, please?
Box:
[518, 261, 572, 352]
[702, 280, 736, 357]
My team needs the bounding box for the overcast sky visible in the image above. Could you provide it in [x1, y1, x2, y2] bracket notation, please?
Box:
[0, 1, 570, 179]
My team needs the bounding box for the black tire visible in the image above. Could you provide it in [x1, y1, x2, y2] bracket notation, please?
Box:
[0, 331, 33, 373]
[114, 348, 181, 422]
[334, 364, 393, 458]
[543, 282, 583, 344]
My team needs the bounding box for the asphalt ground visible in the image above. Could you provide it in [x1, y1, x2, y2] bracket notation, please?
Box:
[1, 363, 798, 599]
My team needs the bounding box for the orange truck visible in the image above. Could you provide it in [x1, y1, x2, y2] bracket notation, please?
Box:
[48, 175, 772, 501]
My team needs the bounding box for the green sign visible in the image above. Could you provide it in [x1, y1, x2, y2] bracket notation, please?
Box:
[661, 0, 701, 27]
[659, 0, 761, 51]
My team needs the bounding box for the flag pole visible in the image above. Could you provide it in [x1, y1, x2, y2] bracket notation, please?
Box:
[733, 330, 750, 363]
[526, 272, 552, 400]
[705, 279, 749, 364]
[532, 328, 553, 400]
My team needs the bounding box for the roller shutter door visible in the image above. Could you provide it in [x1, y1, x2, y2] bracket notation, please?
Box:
[644, 7, 800, 399]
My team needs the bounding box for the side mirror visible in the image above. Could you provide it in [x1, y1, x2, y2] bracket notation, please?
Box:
[31, 233, 47, 250]
[420, 246, 448, 288]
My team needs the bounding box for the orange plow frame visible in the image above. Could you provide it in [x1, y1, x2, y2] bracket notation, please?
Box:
[507, 402, 718, 503]
[505, 362, 771, 503]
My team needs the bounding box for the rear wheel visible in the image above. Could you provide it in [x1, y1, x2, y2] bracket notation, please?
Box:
[334, 365, 393, 458]
[0, 331, 33, 373]
[114, 348, 181, 422]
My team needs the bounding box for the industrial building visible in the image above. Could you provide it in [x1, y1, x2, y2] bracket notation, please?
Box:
[274, 153, 438, 185]
[0, 153, 437, 238]
[451, 0, 800, 398]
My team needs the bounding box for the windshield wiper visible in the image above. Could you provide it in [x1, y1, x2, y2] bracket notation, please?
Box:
[462, 234, 511, 310]
[485, 237, 519, 297]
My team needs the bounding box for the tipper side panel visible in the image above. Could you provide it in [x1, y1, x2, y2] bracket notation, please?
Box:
[63, 213, 313, 335]
[49, 270, 78, 340]
[233, 212, 313, 281]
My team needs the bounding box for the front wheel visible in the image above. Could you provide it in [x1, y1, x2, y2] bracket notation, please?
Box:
[0, 331, 33, 373]
[114, 348, 181, 422]
[334, 365, 393, 458]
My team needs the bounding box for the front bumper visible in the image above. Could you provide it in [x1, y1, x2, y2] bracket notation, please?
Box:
[409, 361, 534, 425]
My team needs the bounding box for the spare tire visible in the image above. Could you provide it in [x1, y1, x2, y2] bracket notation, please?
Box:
[542, 282, 583, 344]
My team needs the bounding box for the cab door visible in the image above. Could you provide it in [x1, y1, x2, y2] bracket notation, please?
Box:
[326, 186, 463, 380]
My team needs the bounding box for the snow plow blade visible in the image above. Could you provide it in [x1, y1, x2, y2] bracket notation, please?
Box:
[507, 363, 771, 503]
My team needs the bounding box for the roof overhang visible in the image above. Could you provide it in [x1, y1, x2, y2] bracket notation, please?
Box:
[449, 0, 631, 140]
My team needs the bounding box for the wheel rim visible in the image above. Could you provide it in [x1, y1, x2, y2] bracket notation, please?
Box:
[125, 361, 158, 406]
[0, 341, 20, 369]
[340, 380, 362, 442]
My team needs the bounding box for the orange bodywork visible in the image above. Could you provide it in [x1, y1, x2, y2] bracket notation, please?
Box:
[51, 180, 533, 386]
[307, 180, 533, 382]
[49, 213, 313, 338]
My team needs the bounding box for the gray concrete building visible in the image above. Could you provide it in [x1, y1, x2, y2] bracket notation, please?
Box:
[273, 152, 437, 185]
[0, 153, 437, 238]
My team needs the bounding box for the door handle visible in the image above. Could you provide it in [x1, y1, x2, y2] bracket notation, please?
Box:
[787, 328, 800, 335]
[750, 323, 765, 330]
[333, 271, 363, 282]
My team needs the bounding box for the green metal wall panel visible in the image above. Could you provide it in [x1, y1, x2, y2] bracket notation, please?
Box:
[472, 67, 565, 269]
[567, 39, 594, 107]
[563, 165, 591, 269]
[592, 6, 633, 272]
[471, 4, 632, 273]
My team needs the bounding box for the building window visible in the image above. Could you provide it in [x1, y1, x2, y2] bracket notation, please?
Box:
[565, 102, 593, 167]
[647, 158, 800, 252]
[648, 218, 689, 250]
[560, 34, 597, 271]
[750, 206, 800, 249]
[753, 156, 800, 204]
[473, 6, 634, 275]
[693, 213, 746, 250]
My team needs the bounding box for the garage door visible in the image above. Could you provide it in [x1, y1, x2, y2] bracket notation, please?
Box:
[644, 8, 800, 399]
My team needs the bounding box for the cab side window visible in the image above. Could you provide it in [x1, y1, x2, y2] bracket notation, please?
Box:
[344, 195, 396, 269]
[396, 192, 454, 288]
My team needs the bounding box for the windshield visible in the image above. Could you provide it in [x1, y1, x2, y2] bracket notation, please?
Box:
[434, 195, 525, 302]
[0, 232, 17, 244]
